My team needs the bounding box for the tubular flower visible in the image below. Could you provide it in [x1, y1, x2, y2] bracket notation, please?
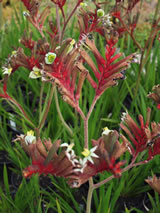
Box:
[68, 130, 127, 188]
[21, 0, 41, 17]
[147, 85, 160, 110]
[42, 38, 88, 108]
[20, 32, 35, 50]
[15, 136, 83, 179]
[79, 37, 138, 97]
[145, 175, 160, 194]
[120, 108, 160, 160]
[51, 0, 66, 9]
[77, 7, 106, 38]
[111, 1, 139, 37]
[3, 37, 87, 109]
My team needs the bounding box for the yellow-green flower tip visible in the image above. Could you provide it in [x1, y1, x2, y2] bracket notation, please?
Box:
[45, 52, 56, 64]
[97, 9, 105, 17]
[27, 130, 34, 136]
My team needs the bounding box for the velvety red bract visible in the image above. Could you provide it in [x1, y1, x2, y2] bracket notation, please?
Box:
[147, 85, 160, 110]
[21, 0, 40, 17]
[112, 11, 121, 20]
[51, 0, 66, 9]
[23, 160, 54, 178]
[80, 38, 136, 97]
[27, 56, 41, 70]
[68, 132, 127, 188]
[78, 8, 104, 39]
[120, 108, 160, 161]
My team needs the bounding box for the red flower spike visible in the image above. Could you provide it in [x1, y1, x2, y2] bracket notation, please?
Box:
[120, 108, 160, 160]
[15, 136, 82, 180]
[146, 175, 160, 194]
[51, 0, 66, 9]
[68, 131, 127, 188]
[21, 0, 40, 17]
[77, 7, 105, 40]
[112, 11, 121, 20]
[127, 0, 140, 11]
[43, 40, 88, 109]
[20, 32, 35, 50]
[81, 38, 138, 97]
[147, 84, 160, 110]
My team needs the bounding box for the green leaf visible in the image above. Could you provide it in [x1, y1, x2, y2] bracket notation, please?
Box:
[56, 199, 63, 213]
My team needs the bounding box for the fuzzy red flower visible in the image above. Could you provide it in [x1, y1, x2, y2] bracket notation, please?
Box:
[15, 136, 82, 180]
[147, 85, 160, 110]
[68, 130, 127, 187]
[21, 0, 40, 17]
[51, 0, 66, 9]
[80, 37, 138, 97]
[78, 8, 104, 38]
[43, 39, 88, 108]
[120, 108, 160, 160]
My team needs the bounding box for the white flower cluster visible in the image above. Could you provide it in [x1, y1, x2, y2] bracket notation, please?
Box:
[121, 111, 128, 122]
[60, 143, 99, 173]
[101, 14, 112, 27]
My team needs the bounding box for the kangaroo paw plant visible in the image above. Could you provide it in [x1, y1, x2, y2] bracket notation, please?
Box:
[1, 0, 160, 212]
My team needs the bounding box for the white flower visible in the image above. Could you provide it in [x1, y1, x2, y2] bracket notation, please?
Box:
[29, 66, 42, 79]
[45, 52, 56, 64]
[102, 127, 113, 136]
[2, 66, 12, 76]
[24, 130, 36, 145]
[23, 11, 30, 17]
[60, 143, 75, 159]
[132, 53, 141, 64]
[16, 130, 36, 145]
[81, 146, 99, 164]
[101, 14, 112, 27]
[121, 112, 127, 122]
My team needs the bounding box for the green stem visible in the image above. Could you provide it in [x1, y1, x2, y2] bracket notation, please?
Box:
[61, 0, 81, 42]
[38, 84, 55, 131]
[84, 96, 98, 149]
[86, 178, 94, 213]
[0, 3, 2, 30]
[54, 88, 73, 136]
[39, 82, 44, 123]
[84, 118, 88, 149]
